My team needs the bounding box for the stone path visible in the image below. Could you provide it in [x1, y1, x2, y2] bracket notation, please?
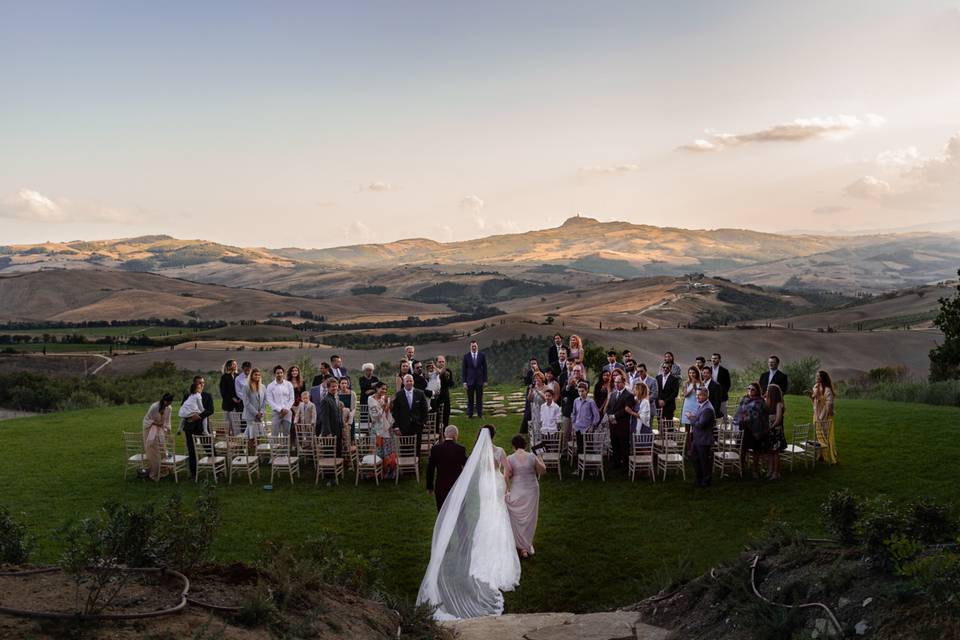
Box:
[443, 611, 672, 640]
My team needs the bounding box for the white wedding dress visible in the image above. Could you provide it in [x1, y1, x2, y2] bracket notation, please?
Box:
[416, 428, 521, 620]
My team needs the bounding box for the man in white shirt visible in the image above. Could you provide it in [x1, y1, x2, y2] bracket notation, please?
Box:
[539, 389, 561, 435]
[266, 365, 295, 437]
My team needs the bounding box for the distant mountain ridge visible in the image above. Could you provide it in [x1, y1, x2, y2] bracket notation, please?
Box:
[2, 216, 958, 293]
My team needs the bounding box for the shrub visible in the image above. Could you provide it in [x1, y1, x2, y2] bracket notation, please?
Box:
[822, 489, 861, 544]
[869, 365, 908, 384]
[0, 506, 34, 564]
[840, 379, 960, 406]
[900, 546, 960, 608]
[782, 357, 820, 395]
[856, 496, 908, 564]
[905, 499, 957, 544]
[56, 390, 109, 412]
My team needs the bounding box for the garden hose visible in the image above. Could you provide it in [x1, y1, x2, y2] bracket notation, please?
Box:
[749, 554, 844, 637]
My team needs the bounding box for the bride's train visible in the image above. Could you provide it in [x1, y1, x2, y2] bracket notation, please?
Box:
[416, 428, 521, 620]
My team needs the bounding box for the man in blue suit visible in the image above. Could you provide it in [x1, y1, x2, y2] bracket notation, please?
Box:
[461, 340, 488, 418]
[686, 387, 717, 488]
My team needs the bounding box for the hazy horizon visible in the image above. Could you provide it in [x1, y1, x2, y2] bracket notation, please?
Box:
[2, 1, 958, 248]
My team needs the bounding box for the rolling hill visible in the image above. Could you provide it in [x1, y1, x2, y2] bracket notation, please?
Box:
[2, 218, 958, 295]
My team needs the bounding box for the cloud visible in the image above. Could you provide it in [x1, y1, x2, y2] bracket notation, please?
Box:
[844, 176, 892, 199]
[0, 188, 132, 223]
[677, 114, 886, 152]
[876, 146, 922, 169]
[909, 132, 960, 184]
[361, 181, 398, 192]
[578, 163, 642, 175]
[811, 205, 851, 214]
[459, 194, 486, 231]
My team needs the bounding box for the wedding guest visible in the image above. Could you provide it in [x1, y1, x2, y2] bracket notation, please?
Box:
[234, 361, 252, 412]
[593, 370, 611, 414]
[624, 360, 640, 389]
[544, 369, 560, 402]
[505, 434, 545, 559]
[660, 351, 682, 378]
[393, 373, 429, 452]
[395, 360, 411, 393]
[317, 378, 344, 455]
[404, 345, 419, 367]
[412, 361, 432, 398]
[142, 393, 173, 481]
[656, 363, 680, 421]
[358, 363, 380, 399]
[461, 340, 488, 418]
[338, 376, 357, 447]
[329, 355, 349, 382]
[680, 366, 702, 428]
[636, 364, 659, 418]
[710, 353, 732, 416]
[520, 357, 539, 434]
[295, 391, 316, 433]
[571, 381, 600, 453]
[368, 382, 398, 479]
[179, 376, 213, 478]
[561, 363, 587, 442]
[602, 350, 624, 373]
[695, 355, 707, 371]
[812, 370, 837, 464]
[539, 389, 561, 435]
[567, 335, 584, 363]
[311, 361, 332, 387]
[736, 382, 769, 478]
[435, 355, 454, 429]
[527, 372, 548, 443]
[605, 373, 634, 469]
[547, 334, 564, 369]
[266, 365, 295, 437]
[287, 365, 306, 411]
[219, 359, 242, 435]
[701, 366, 723, 417]
[242, 368, 267, 455]
[622, 349, 633, 364]
[759, 355, 789, 394]
[688, 387, 717, 488]
[764, 383, 787, 480]
[426, 424, 467, 511]
[627, 382, 652, 435]
[552, 347, 569, 378]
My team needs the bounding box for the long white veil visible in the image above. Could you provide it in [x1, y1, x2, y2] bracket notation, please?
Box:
[416, 428, 521, 620]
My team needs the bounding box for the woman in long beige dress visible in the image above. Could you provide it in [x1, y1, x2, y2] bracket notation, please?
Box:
[504, 434, 546, 559]
[142, 394, 174, 481]
[812, 370, 838, 464]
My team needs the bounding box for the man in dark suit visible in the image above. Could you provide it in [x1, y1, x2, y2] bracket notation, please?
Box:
[426, 425, 468, 511]
[182, 375, 215, 478]
[547, 334, 564, 370]
[602, 350, 625, 374]
[656, 363, 680, 421]
[329, 355, 349, 386]
[461, 340, 488, 418]
[551, 347, 568, 379]
[316, 377, 343, 455]
[434, 355, 454, 429]
[701, 366, 723, 417]
[687, 387, 717, 488]
[710, 353, 732, 415]
[758, 355, 789, 395]
[312, 362, 332, 387]
[393, 374, 429, 452]
[412, 361, 432, 398]
[605, 373, 635, 469]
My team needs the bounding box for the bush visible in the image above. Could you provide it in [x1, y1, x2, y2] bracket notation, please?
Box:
[822, 489, 861, 544]
[900, 546, 960, 608]
[782, 357, 820, 395]
[856, 496, 909, 564]
[0, 506, 33, 564]
[841, 379, 960, 406]
[905, 499, 957, 544]
[56, 390, 109, 412]
[869, 365, 908, 384]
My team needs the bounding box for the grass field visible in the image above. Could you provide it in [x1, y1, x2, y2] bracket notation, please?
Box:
[1, 391, 957, 614]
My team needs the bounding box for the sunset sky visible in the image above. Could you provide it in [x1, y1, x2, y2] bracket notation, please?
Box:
[1, 1, 958, 247]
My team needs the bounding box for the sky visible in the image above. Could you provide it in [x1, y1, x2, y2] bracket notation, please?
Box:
[1, 0, 959, 248]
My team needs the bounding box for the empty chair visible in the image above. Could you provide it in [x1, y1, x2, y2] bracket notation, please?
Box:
[420, 412, 439, 455]
[161, 433, 190, 483]
[540, 430, 562, 480]
[255, 429, 273, 463]
[315, 435, 345, 485]
[712, 428, 743, 479]
[123, 431, 147, 479]
[227, 435, 259, 484]
[193, 434, 227, 483]
[268, 435, 299, 484]
[355, 435, 383, 486]
[395, 435, 420, 484]
[356, 403, 370, 439]
[295, 426, 316, 468]
[783, 422, 816, 471]
[577, 431, 605, 481]
[656, 430, 687, 481]
[628, 432, 655, 482]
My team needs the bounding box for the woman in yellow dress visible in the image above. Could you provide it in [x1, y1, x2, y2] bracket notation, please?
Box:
[811, 370, 837, 464]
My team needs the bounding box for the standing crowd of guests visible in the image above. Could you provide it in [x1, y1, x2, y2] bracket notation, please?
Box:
[519, 334, 838, 487]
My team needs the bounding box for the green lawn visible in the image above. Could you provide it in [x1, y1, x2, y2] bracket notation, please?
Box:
[1, 391, 957, 613]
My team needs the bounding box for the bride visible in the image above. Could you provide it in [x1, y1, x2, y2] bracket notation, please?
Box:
[417, 425, 521, 620]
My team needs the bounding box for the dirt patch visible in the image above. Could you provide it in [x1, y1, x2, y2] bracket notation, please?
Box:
[188, 563, 259, 609]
